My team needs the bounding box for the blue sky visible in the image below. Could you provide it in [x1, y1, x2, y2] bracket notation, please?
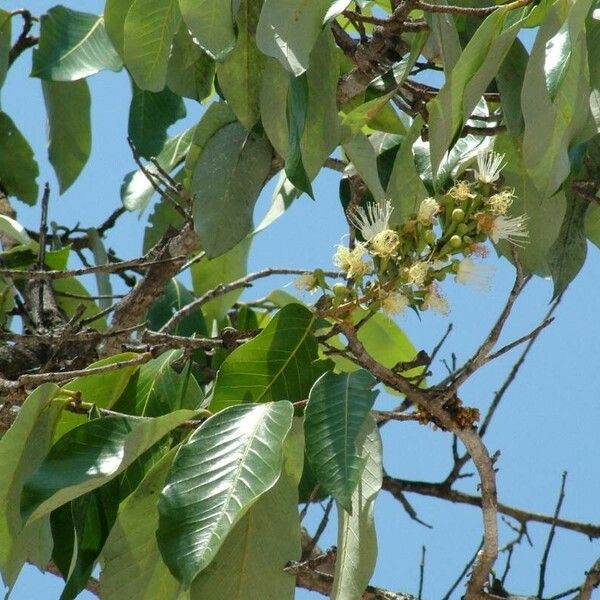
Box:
[2, 2, 599, 598]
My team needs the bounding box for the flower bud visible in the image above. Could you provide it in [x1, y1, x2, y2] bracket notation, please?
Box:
[452, 208, 465, 223]
[449, 235, 462, 248]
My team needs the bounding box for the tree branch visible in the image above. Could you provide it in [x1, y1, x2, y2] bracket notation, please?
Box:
[382, 476, 600, 538]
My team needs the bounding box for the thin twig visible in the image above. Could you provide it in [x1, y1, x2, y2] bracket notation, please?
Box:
[416, 0, 533, 16]
[160, 268, 342, 334]
[302, 498, 334, 560]
[0, 254, 187, 280]
[441, 539, 484, 600]
[8, 9, 39, 66]
[538, 472, 568, 599]
[417, 545, 426, 599]
[382, 476, 600, 538]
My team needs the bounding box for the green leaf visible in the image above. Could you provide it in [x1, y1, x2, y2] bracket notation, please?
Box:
[522, 0, 596, 197]
[147, 278, 207, 336]
[300, 28, 341, 179]
[104, 0, 135, 57]
[100, 449, 181, 600]
[31, 6, 122, 80]
[304, 370, 378, 512]
[544, 21, 571, 101]
[386, 116, 429, 225]
[0, 112, 39, 204]
[21, 409, 197, 524]
[183, 102, 237, 185]
[189, 419, 303, 600]
[427, 7, 530, 177]
[122, 126, 194, 212]
[256, 0, 336, 75]
[0, 215, 35, 248]
[166, 24, 215, 101]
[496, 38, 529, 137]
[331, 415, 382, 600]
[494, 133, 566, 276]
[423, 0, 461, 73]
[191, 122, 272, 258]
[60, 478, 120, 600]
[343, 132, 386, 203]
[157, 401, 294, 586]
[128, 81, 187, 159]
[260, 57, 289, 158]
[123, 0, 181, 92]
[53, 352, 141, 440]
[285, 73, 313, 197]
[254, 172, 300, 234]
[210, 303, 318, 411]
[547, 192, 588, 299]
[112, 350, 203, 417]
[0, 10, 10, 92]
[179, 0, 235, 60]
[216, 0, 264, 129]
[0, 385, 64, 586]
[191, 236, 251, 326]
[42, 79, 91, 193]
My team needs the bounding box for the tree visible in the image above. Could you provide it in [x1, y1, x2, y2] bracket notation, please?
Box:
[0, 1, 599, 599]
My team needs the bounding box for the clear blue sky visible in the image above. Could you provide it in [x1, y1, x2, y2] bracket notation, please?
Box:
[2, 2, 599, 598]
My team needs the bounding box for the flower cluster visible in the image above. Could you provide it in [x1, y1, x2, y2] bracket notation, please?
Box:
[296, 150, 528, 319]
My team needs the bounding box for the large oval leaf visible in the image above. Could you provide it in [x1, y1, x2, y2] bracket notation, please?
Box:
[21, 409, 197, 524]
[210, 303, 319, 411]
[112, 350, 204, 417]
[31, 6, 122, 81]
[100, 449, 181, 600]
[42, 79, 91, 193]
[0, 384, 63, 586]
[216, 0, 264, 130]
[178, 0, 235, 60]
[191, 121, 272, 258]
[304, 370, 378, 512]
[331, 415, 382, 600]
[128, 82, 186, 159]
[256, 0, 335, 75]
[0, 112, 39, 205]
[123, 0, 181, 92]
[156, 401, 294, 586]
[189, 419, 303, 600]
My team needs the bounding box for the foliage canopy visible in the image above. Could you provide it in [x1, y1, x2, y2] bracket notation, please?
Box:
[1, 1, 599, 599]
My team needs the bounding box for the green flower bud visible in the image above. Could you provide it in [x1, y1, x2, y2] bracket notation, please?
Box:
[452, 208, 465, 223]
[424, 229, 437, 244]
[457, 223, 469, 235]
[449, 235, 462, 248]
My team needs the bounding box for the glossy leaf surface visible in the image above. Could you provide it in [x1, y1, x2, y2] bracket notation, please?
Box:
[157, 401, 294, 586]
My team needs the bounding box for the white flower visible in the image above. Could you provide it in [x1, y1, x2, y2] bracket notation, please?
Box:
[422, 283, 450, 315]
[475, 151, 506, 184]
[486, 189, 515, 215]
[382, 292, 409, 316]
[294, 272, 318, 293]
[417, 197, 440, 226]
[370, 229, 400, 258]
[349, 200, 394, 241]
[455, 257, 494, 290]
[333, 242, 372, 279]
[490, 214, 529, 247]
[407, 261, 429, 286]
[448, 181, 476, 202]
